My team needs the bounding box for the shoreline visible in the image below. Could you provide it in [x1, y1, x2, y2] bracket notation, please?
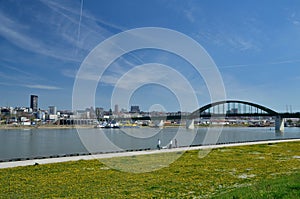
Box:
[0, 124, 281, 130]
[0, 138, 299, 169]
[0, 125, 95, 130]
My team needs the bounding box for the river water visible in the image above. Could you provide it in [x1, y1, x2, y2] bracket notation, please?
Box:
[0, 127, 299, 161]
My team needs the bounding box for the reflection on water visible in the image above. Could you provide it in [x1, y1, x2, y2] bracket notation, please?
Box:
[0, 127, 299, 161]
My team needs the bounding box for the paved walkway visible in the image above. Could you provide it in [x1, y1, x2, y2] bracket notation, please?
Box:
[1, 139, 299, 169]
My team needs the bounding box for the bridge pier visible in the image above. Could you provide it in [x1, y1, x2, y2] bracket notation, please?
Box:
[153, 120, 164, 128]
[275, 116, 284, 132]
[186, 119, 195, 129]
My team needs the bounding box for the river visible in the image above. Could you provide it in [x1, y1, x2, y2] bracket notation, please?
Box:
[0, 127, 299, 161]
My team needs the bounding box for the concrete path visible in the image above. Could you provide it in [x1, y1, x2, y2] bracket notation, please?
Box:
[1, 139, 299, 169]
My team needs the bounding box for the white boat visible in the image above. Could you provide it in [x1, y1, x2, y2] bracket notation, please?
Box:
[95, 121, 119, 128]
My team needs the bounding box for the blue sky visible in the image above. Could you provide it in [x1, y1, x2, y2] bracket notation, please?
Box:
[1, 0, 300, 112]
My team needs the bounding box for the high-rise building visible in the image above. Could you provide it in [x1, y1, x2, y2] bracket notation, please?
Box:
[30, 95, 38, 112]
[130, 105, 140, 113]
[114, 104, 119, 114]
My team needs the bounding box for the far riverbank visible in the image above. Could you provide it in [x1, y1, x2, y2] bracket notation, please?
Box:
[0, 124, 95, 130]
[0, 123, 276, 130]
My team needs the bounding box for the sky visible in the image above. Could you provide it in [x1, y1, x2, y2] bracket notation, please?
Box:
[1, 0, 300, 113]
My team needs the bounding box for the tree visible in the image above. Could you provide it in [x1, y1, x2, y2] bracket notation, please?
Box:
[286, 119, 293, 126]
[297, 119, 300, 127]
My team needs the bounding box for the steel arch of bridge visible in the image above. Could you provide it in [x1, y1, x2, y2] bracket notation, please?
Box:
[189, 100, 279, 119]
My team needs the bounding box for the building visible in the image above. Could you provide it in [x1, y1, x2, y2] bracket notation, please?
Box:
[130, 105, 140, 113]
[49, 106, 57, 115]
[227, 108, 238, 114]
[37, 110, 46, 120]
[114, 104, 119, 115]
[95, 107, 104, 119]
[30, 95, 38, 112]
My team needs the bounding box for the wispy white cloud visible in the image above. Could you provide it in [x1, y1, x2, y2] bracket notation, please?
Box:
[221, 73, 270, 104]
[0, 12, 42, 53]
[0, 82, 15, 87]
[219, 58, 300, 70]
[0, 70, 61, 90]
[287, 11, 300, 26]
[0, 69, 35, 83]
[227, 37, 259, 51]
[0, 11, 80, 63]
[183, 7, 196, 23]
[166, 0, 201, 24]
[0, 65, 62, 90]
[197, 29, 260, 52]
[40, 0, 124, 32]
[110, 63, 199, 111]
[2, 64, 37, 79]
[166, 1, 262, 52]
[61, 69, 78, 79]
[292, 20, 300, 25]
[24, 84, 62, 90]
[0, 0, 124, 65]
[73, 51, 144, 82]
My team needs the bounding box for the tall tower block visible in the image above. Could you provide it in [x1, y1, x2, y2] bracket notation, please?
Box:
[30, 95, 38, 112]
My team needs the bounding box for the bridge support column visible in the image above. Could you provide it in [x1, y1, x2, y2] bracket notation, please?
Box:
[154, 120, 164, 128]
[275, 116, 284, 132]
[186, 119, 195, 129]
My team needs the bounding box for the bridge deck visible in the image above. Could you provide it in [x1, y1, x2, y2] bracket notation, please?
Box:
[114, 100, 300, 121]
[118, 112, 300, 121]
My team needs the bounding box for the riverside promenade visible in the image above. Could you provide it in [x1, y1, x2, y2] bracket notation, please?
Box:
[1, 139, 299, 169]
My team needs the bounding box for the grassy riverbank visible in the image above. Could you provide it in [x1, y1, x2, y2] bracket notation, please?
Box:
[1, 141, 299, 198]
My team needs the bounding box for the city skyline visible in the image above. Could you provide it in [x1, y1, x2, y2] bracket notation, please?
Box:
[0, 93, 160, 114]
[1, 1, 300, 112]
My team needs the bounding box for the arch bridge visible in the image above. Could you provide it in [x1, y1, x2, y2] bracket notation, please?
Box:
[186, 100, 299, 132]
[189, 100, 278, 118]
[129, 100, 299, 132]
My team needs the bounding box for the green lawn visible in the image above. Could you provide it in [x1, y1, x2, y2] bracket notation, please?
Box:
[213, 172, 300, 199]
[0, 141, 299, 198]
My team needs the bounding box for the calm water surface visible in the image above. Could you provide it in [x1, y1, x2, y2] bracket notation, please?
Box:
[0, 127, 299, 161]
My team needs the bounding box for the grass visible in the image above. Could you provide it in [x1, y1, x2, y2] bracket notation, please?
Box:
[213, 172, 300, 199]
[0, 141, 299, 198]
